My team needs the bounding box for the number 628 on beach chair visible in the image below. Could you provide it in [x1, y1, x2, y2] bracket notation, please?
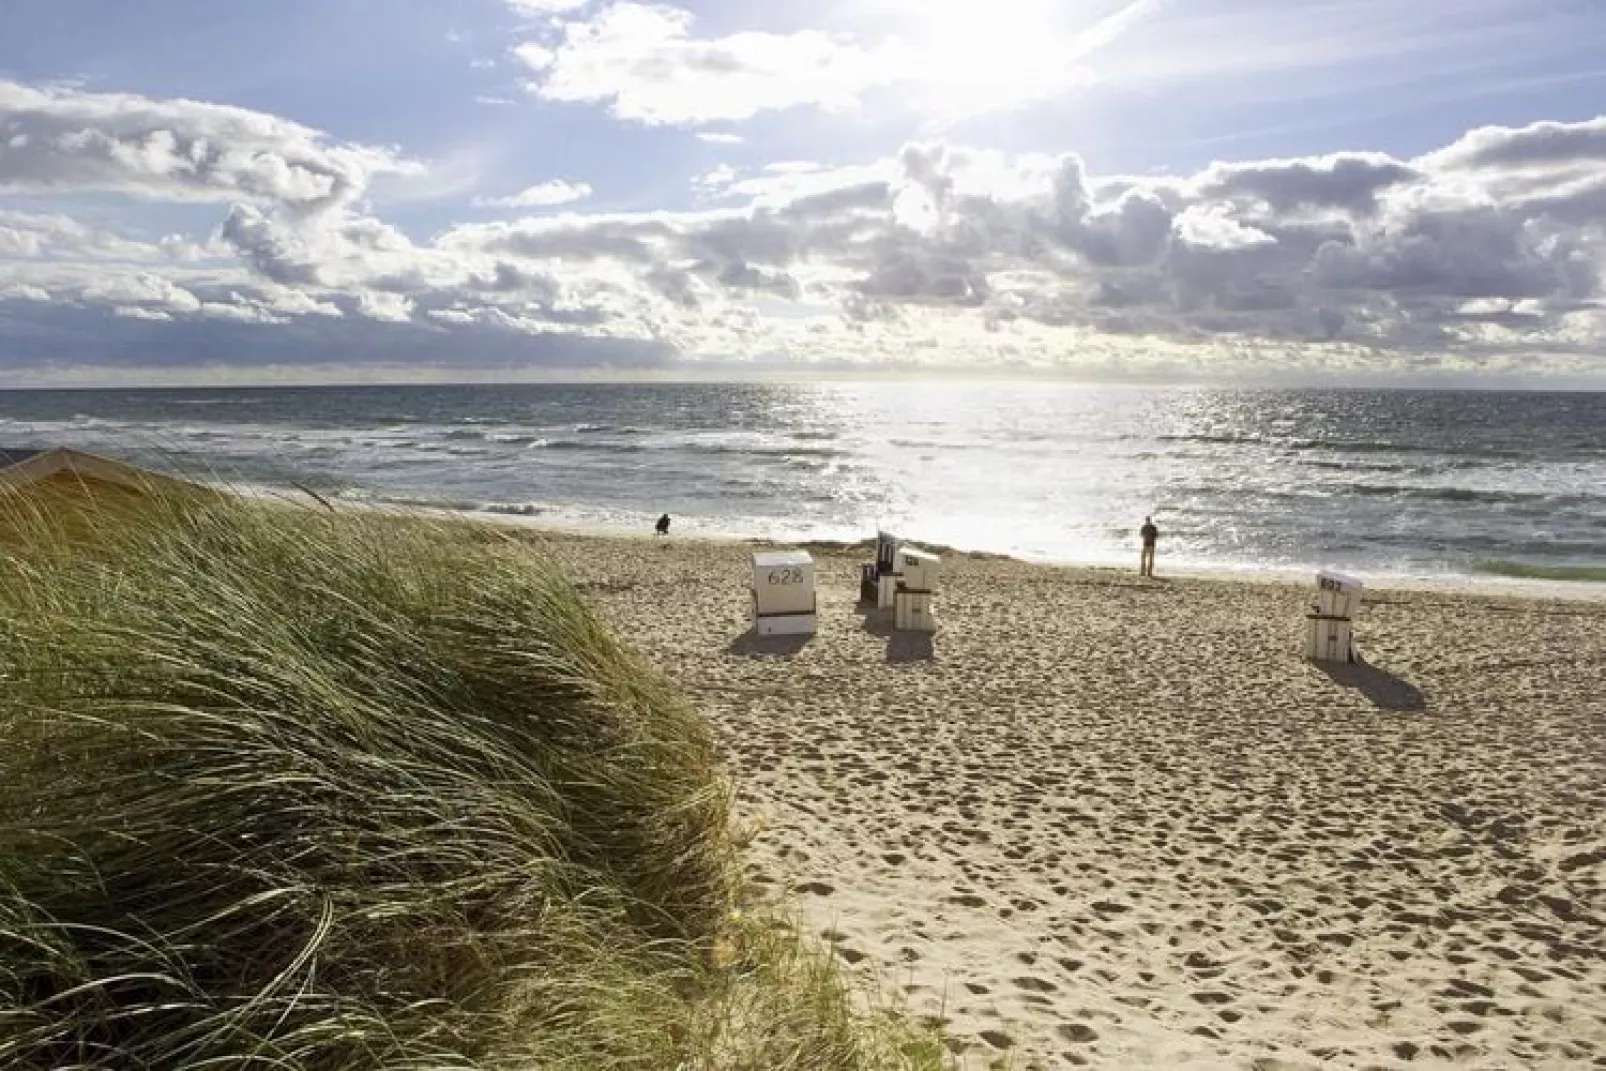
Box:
[751, 551, 817, 636]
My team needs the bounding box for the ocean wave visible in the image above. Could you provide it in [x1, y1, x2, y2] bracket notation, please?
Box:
[1157, 433, 1267, 447]
[1287, 438, 1529, 460]
[1159, 431, 1534, 462]
[1300, 459, 1416, 474]
[539, 439, 644, 453]
[1474, 559, 1606, 583]
[336, 489, 486, 513]
[520, 436, 842, 460]
[1339, 484, 1592, 506]
[477, 501, 545, 516]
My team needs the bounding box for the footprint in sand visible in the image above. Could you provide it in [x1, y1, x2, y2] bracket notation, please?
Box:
[793, 880, 834, 896]
[1057, 1023, 1099, 1043]
[1191, 991, 1234, 1006]
[978, 1029, 1014, 1050]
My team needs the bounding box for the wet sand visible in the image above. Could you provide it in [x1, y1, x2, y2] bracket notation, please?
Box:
[529, 529, 1606, 1070]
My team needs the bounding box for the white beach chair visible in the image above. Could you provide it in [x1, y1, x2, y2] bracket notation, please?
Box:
[752, 551, 817, 636]
[1305, 570, 1362, 662]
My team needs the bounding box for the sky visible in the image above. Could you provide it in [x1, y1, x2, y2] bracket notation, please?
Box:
[2, 0, 1606, 386]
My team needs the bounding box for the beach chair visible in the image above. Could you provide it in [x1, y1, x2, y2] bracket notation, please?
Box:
[893, 547, 940, 632]
[859, 531, 902, 608]
[1305, 570, 1361, 662]
[752, 551, 817, 636]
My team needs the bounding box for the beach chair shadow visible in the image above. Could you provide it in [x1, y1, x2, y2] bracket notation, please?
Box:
[859, 609, 935, 662]
[859, 609, 896, 637]
[1318, 657, 1426, 712]
[727, 628, 812, 659]
[886, 631, 934, 664]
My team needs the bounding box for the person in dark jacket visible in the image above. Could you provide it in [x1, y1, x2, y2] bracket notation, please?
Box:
[655, 513, 671, 536]
[1139, 516, 1158, 577]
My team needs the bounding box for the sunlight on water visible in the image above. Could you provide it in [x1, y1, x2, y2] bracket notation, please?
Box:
[0, 381, 1600, 581]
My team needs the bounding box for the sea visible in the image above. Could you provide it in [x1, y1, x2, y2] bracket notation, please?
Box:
[0, 382, 1601, 586]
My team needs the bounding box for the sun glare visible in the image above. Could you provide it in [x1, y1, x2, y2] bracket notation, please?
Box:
[886, 0, 1108, 117]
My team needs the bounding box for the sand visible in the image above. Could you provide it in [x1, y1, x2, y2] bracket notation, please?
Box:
[526, 529, 1605, 1070]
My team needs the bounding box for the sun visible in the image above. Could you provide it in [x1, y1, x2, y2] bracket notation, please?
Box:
[878, 0, 1112, 118]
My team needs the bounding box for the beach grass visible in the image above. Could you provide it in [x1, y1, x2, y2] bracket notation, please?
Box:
[0, 489, 944, 1070]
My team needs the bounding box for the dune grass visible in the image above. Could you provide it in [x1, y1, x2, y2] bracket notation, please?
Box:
[0, 488, 945, 1070]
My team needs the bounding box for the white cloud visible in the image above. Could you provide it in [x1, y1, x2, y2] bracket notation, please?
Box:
[521, 3, 890, 124]
[81, 272, 203, 313]
[473, 178, 594, 208]
[0, 80, 415, 210]
[114, 305, 172, 321]
[696, 132, 744, 145]
[0, 208, 213, 262]
[507, 0, 592, 12]
[513, 0, 1163, 127]
[2, 283, 51, 302]
[1174, 204, 1275, 250]
[4, 72, 1604, 383]
[263, 286, 343, 318]
[196, 299, 287, 324]
[356, 290, 416, 323]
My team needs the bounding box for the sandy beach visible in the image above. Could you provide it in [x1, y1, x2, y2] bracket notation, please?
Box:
[527, 529, 1605, 1070]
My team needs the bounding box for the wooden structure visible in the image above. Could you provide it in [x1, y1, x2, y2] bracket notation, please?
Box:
[893, 547, 940, 633]
[751, 550, 817, 636]
[1305, 570, 1362, 663]
[0, 447, 213, 543]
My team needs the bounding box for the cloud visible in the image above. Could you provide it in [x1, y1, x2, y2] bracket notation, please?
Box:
[5, 71, 1605, 383]
[519, 3, 890, 124]
[0, 80, 415, 211]
[473, 178, 594, 208]
[512, 0, 1165, 128]
[696, 132, 745, 145]
[1195, 152, 1420, 216]
[0, 208, 232, 266]
[507, 0, 592, 13]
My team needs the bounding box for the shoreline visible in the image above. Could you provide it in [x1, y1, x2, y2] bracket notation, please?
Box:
[362, 498, 1606, 604]
[170, 479, 1606, 605]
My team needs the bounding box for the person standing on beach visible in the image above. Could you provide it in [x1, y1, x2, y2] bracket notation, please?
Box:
[655, 513, 671, 536]
[1139, 516, 1159, 577]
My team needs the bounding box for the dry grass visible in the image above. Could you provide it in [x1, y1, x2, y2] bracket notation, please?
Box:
[0, 491, 945, 1070]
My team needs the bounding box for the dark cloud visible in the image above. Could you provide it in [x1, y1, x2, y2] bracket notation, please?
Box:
[0, 294, 671, 370]
[1198, 152, 1420, 215]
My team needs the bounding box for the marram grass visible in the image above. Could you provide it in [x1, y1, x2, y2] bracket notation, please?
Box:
[0, 489, 946, 1070]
